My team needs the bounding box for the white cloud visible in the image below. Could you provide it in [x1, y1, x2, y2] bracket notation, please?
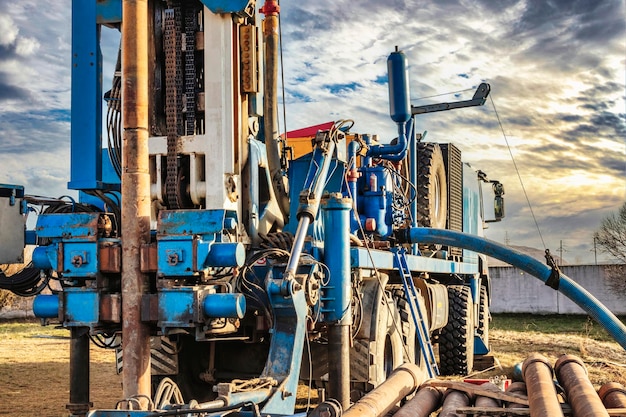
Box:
[15, 37, 40, 56]
[0, 15, 18, 46]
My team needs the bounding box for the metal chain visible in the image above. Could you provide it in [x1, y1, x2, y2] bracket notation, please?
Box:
[164, 3, 182, 209]
[184, 5, 197, 136]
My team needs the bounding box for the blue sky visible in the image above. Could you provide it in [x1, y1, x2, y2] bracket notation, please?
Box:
[0, 0, 624, 264]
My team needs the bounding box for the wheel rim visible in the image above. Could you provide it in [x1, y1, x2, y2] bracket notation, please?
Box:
[434, 174, 441, 218]
[384, 334, 394, 377]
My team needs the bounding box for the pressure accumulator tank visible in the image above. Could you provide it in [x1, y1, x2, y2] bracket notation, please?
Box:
[388, 47, 411, 123]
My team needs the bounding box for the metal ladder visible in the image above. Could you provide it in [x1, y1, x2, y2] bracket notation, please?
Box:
[395, 249, 439, 378]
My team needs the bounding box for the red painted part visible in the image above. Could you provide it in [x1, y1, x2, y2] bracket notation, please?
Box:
[464, 378, 512, 390]
[260, 0, 280, 16]
[282, 121, 335, 139]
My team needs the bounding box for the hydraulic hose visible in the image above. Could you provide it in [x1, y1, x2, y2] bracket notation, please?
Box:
[397, 227, 626, 350]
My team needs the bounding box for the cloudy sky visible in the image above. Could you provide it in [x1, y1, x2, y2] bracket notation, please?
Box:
[0, 0, 624, 264]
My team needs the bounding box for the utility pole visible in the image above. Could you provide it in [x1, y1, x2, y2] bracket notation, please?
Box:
[559, 240, 564, 266]
[593, 236, 598, 265]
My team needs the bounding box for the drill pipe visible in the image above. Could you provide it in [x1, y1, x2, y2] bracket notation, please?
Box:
[392, 386, 443, 417]
[505, 381, 528, 409]
[522, 353, 564, 417]
[121, 0, 152, 402]
[439, 389, 471, 417]
[555, 354, 609, 417]
[343, 363, 424, 417]
[474, 382, 502, 416]
[598, 382, 626, 409]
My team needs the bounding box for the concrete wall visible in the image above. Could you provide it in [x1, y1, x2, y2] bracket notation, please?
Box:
[489, 265, 626, 314]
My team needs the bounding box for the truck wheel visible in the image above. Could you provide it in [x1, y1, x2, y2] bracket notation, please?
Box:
[417, 142, 447, 229]
[439, 285, 474, 375]
[477, 286, 490, 348]
[392, 286, 428, 372]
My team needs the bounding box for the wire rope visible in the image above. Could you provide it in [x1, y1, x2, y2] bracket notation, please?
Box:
[489, 95, 547, 249]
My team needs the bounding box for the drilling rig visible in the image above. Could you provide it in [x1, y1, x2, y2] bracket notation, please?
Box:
[0, 1, 512, 415]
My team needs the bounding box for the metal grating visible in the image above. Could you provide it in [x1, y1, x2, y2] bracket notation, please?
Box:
[440, 144, 463, 258]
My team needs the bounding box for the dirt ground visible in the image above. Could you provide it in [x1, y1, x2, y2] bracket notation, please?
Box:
[1, 320, 625, 416]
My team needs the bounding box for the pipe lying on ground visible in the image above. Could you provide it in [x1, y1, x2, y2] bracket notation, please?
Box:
[598, 382, 626, 409]
[396, 227, 626, 350]
[392, 386, 443, 417]
[555, 354, 609, 417]
[505, 381, 528, 409]
[522, 353, 564, 417]
[474, 382, 502, 416]
[343, 363, 424, 417]
[439, 389, 471, 417]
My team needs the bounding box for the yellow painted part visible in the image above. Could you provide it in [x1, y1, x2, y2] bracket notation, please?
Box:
[285, 136, 314, 160]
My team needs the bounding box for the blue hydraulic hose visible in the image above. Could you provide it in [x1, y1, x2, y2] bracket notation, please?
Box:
[399, 227, 626, 350]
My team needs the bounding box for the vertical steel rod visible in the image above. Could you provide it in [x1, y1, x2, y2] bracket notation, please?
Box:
[67, 327, 91, 417]
[121, 0, 152, 403]
[328, 320, 351, 409]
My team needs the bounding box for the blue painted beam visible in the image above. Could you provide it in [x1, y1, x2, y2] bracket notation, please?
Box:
[200, 0, 253, 14]
[69, 0, 104, 190]
[350, 247, 479, 275]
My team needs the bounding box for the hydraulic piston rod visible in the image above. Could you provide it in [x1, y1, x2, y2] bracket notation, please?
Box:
[397, 227, 626, 350]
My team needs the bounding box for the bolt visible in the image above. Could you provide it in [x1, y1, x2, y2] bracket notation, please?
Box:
[71, 255, 84, 268]
[167, 253, 179, 266]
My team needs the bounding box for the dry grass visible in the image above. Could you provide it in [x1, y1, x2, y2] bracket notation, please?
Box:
[0, 321, 121, 416]
[1, 315, 625, 416]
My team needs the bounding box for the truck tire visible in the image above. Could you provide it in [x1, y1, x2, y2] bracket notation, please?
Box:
[417, 142, 447, 229]
[392, 286, 428, 372]
[371, 292, 404, 387]
[439, 285, 474, 375]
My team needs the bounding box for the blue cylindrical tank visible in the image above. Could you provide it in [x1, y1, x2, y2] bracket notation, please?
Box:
[33, 294, 59, 319]
[203, 293, 246, 319]
[388, 48, 411, 123]
[205, 242, 245, 267]
[32, 246, 52, 270]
